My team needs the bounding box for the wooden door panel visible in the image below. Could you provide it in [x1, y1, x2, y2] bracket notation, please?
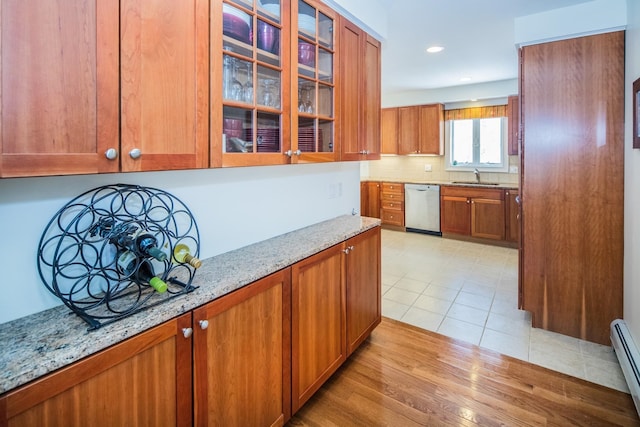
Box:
[346, 227, 381, 355]
[381, 108, 398, 154]
[2, 314, 192, 427]
[120, 0, 208, 172]
[441, 196, 470, 235]
[0, 0, 119, 177]
[362, 33, 381, 159]
[419, 104, 443, 155]
[471, 198, 505, 240]
[292, 244, 345, 412]
[337, 18, 361, 160]
[192, 270, 290, 426]
[521, 31, 624, 344]
[397, 107, 419, 154]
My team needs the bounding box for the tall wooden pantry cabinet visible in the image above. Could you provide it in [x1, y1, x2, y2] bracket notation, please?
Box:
[519, 31, 624, 345]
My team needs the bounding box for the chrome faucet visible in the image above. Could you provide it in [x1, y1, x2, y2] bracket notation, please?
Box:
[474, 168, 481, 183]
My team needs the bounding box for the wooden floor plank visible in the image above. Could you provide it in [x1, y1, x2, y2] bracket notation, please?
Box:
[287, 318, 640, 427]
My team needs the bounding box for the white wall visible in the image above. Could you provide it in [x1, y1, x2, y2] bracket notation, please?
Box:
[0, 162, 361, 324]
[326, 0, 387, 40]
[624, 0, 640, 350]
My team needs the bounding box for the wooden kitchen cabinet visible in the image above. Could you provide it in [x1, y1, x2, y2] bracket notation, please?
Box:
[291, 226, 381, 412]
[0, 314, 193, 427]
[380, 182, 405, 228]
[505, 189, 520, 244]
[520, 31, 623, 345]
[441, 186, 505, 241]
[291, 243, 346, 412]
[0, 0, 209, 178]
[192, 269, 291, 426]
[398, 104, 444, 155]
[507, 95, 520, 156]
[360, 181, 381, 218]
[338, 17, 381, 161]
[120, 0, 209, 172]
[381, 108, 399, 154]
[345, 227, 381, 356]
[0, 1, 119, 177]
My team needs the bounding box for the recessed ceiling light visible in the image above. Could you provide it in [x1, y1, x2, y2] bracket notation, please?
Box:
[460, 77, 472, 82]
[426, 46, 444, 53]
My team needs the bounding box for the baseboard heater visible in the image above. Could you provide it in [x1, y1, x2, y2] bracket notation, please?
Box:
[611, 319, 640, 415]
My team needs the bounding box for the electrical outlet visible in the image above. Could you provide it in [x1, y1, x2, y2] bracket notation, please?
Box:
[509, 165, 518, 173]
[424, 164, 432, 172]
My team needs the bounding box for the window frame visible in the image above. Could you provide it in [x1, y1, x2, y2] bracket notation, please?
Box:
[444, 117, 508, 172]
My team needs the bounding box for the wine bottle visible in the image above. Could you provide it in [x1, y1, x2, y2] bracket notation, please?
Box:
[117, 251, 168, 293]
[173, 244, 202, 269]
[134, 232, 167, 262]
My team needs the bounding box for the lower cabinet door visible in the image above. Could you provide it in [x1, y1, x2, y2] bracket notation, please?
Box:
[471, 198, 505, 240]
[291, 244, 346, 413]
[346, 227, 381, 355]
[441, 195, 471, 235]
[0, 314, 193, 427]
[192, 269, 291, 427]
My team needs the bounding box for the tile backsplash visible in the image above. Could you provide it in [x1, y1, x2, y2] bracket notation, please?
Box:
[361, 155, 520, 185]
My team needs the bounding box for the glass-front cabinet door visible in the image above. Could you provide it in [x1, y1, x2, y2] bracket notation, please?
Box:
[212, 0, 291, 167]
[291, 0, 336, 163]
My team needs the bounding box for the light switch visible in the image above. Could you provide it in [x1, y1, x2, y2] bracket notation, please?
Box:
[424, 164, 432, 172]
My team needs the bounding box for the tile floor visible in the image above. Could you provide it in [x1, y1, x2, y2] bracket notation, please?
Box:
[381, 229, 630, 393]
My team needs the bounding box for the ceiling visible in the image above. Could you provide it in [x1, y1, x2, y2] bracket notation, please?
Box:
[378, 0, 591, 97]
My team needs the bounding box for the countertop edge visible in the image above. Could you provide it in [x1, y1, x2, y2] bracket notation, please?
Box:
[0, 214, 381, 394]
[363, 179, 519, 189]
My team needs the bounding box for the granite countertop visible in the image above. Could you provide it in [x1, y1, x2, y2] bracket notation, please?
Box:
[364, 178, 519, 189]
[0, 214, 381, 395]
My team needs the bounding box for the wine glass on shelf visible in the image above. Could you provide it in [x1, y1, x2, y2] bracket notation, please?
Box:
[261, 79, 279, 108]
[243, 62, 254, 103]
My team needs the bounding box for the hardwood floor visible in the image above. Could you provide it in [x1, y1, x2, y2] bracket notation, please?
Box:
[287, 317, 640, 426]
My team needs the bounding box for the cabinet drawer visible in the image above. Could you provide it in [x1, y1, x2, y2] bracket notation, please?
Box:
[381, 209, 404, 226]
[381, 200, 403, 211]
[380, 192, 404, 202]
[381, 182, 404, 194]
[441, 186, 504, 200]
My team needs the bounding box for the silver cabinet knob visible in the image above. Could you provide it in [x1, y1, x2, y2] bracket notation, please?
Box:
[182, 327, 193, 338]
[129, 148, 142, 159]
[284, 150, 292, 157]
[199, 319, 209, 330]
[105, 148, 118, 160]
[294, 149, 301, 156]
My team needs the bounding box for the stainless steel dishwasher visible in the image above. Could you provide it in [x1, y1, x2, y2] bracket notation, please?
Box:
[404, 184, 441, 235]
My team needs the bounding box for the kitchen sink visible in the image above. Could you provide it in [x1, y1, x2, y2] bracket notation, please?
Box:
[451, 181, 500, 186]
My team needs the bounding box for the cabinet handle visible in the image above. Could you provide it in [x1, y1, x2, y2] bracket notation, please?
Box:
[348, 245, 354, 251]
[285, 149, 302, 157]
[466, 199, 470, 204]
[129, 148, 142, 159]
[105, 148, 118, 160]
[343, 248, 350, 254]
[506, 191, 510, 196]
[182, 327, 193, 338]
[199, 320, 209, 330]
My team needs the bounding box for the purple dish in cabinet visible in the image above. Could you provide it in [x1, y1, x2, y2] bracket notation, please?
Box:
[298, 42, 315, 66]
[223, 13, 251, 45]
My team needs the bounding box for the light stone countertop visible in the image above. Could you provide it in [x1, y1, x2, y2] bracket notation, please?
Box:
[0, 215, 381, 395]
[363, 178, 519, 189]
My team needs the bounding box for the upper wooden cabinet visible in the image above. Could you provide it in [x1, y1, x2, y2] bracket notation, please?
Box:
[120, 0, 209, 172]
[338, 17, 381, 161]
[381, 108, 399, 154]
[0, 1, 119, 177]
[398, 104, 444, 155]
[507, 95, 519, 156]
[0, 0, 209, 177]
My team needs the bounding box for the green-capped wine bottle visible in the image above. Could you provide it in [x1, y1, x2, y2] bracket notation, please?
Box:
[117, 251, 168, 293]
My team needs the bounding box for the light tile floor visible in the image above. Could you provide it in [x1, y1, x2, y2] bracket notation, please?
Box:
[381, 229, 630, 393]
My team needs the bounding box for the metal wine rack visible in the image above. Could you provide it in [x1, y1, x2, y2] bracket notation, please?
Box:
[37, 184, 201, 330]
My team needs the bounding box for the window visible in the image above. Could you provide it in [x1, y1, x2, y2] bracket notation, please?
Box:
[445, 117, 507, 171]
